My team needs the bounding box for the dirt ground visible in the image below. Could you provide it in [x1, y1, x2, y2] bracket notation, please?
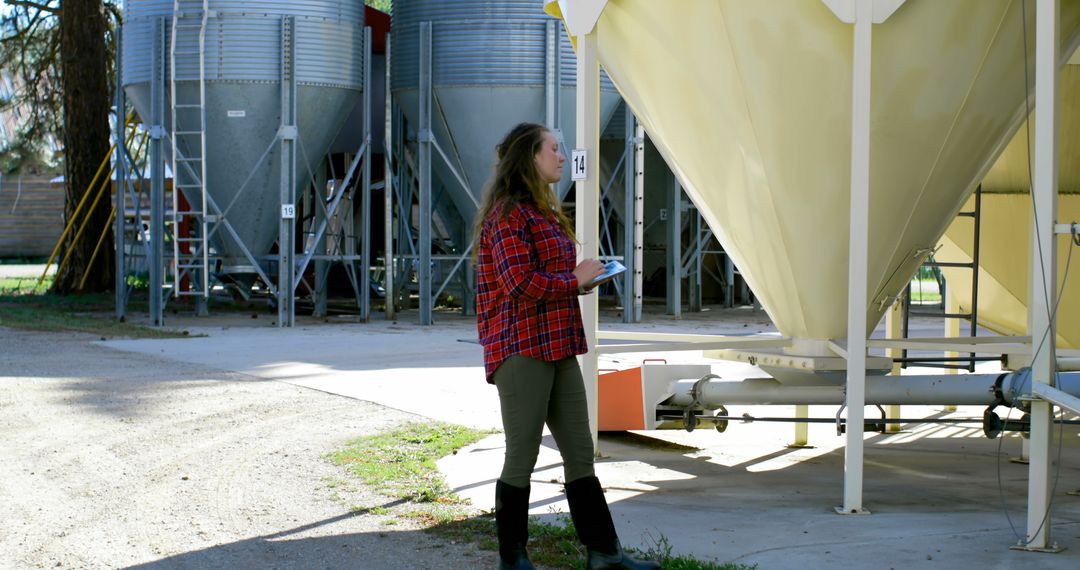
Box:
[0, 327, 489, 569]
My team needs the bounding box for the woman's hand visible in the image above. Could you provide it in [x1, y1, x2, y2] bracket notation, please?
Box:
[573, 259, 606, 291]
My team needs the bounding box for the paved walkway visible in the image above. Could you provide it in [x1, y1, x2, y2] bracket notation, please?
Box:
[101, 307, 1080, 569]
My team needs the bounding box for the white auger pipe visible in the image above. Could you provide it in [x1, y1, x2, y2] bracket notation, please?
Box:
[665, 371, 1080, 408]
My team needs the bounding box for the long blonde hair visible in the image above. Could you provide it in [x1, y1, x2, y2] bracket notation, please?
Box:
[473, 123, 575, 249]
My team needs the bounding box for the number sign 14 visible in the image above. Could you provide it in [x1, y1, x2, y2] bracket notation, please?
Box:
[571, 149, 587, 181]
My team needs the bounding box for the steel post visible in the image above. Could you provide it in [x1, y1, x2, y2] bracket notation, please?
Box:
[576, 30, 602, 449]
[622, 105, 635, 323]
[840, 0, 872, 516]
[418, 22, 433, 325]
[278, 16, 297, 328]
[1023, 0, 1060, 551]
[150, 17, 166, 327]
[667, 176, 682, 317]
[361, 27, 373, 322]
[633, 122, 644, 322]
[688, 207, 702, 312]
[885, 299, 903, 432]
[114, 25, 127, 319]
[384, 32, 395, 320]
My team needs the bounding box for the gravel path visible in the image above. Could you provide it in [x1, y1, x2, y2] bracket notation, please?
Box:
[0, 328, 489, 569]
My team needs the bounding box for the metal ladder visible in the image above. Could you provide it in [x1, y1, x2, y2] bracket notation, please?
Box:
[169, 0, 210, 297]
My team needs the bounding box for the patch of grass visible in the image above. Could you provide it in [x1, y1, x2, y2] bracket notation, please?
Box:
[0, 274, 53, 294]
[0, 289, 192, 339]
[429, 513, 755, 570]
[0, 256, 47, 265]
[328, 421, 494, 504]
[328, 422, 752, 570]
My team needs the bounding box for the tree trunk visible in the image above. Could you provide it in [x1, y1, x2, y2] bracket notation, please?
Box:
[53, 0, 113, 293]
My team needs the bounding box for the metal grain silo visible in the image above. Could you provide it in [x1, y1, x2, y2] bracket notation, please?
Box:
[390, 0, 622, 225]
[122, 0, 364, 277]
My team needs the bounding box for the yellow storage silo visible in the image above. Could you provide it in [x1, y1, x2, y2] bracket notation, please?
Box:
[939, 64, 1080, 349]
[548, 0, 1080, 348]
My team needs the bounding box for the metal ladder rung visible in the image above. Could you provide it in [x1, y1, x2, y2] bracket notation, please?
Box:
[176, 263, 206, 270]
[174, 130, 204, 136]
[176, 157, 203, 162]
[174, 104, 203, 109]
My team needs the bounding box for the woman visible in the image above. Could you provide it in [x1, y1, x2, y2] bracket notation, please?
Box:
[474, 122, 660, 570]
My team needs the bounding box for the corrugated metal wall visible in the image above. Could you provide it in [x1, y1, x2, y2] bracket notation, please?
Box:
[123, 0, 365, 88]
[0, 177, 64, 258]
[391, 0, 614, 90]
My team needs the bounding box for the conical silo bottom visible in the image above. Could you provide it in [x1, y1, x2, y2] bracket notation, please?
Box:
[125, 81, 360, 284]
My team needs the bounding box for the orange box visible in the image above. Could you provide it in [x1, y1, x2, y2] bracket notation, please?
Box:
[598, 367, 645, 431]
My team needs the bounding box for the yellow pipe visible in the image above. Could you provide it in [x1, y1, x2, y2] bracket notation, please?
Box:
[55, 128, 149, 286]
[38, 113, 140, 287]
[79, 206, 117, 291]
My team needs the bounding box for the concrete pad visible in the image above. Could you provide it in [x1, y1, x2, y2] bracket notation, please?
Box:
[104, 309, 1080, 569]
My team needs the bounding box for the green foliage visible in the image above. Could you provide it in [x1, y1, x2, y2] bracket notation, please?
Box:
[329, 421, 751, 569]
[0, 289, 191, 338]
[329, 421, 493, 504]
[0, 1, 121, 175]
[365, 0, 393, 13]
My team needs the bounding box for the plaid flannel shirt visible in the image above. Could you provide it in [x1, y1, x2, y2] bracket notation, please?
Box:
[476, 202, 587, 383]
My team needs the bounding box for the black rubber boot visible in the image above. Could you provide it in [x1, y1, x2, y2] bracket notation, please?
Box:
[495, 480, 535, 570]
[565, 476, 662, 570]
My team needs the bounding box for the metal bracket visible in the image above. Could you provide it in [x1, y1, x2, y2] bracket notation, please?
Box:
[545, 0, 608, 37]
[149, 125, 166, 140]
[278, 125, 298, 141]
[821, 0, 906, 24]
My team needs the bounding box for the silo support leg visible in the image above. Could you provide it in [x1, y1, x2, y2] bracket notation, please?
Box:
[418, 22, 433, 326]
[1017, 0, 1060, 552]
[838, 0, 872, 517]
[885, 298, 903, 433]
[575, 30, 602, 452]
[943, 293, 961, 412]
[788, 405, 811, 449]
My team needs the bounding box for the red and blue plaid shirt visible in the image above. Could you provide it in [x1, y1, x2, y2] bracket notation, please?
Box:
[476, 202, 588, 383]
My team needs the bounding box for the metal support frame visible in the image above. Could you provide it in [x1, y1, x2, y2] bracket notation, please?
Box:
[687, 204, 703, 312]
[278, 16, 298, 328]
[1021, 0, 1060, 552]
[150, 17, 166, 327]
[312, 158, 329, 318]
[295, 27, 373, 319]
[418, 22, 434, 325]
